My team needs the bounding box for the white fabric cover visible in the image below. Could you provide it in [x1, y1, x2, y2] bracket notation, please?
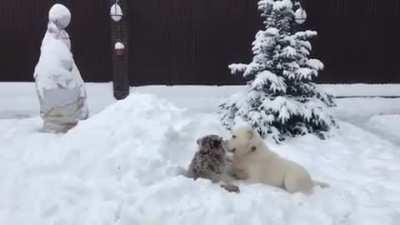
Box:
[34, 4, 89, 133]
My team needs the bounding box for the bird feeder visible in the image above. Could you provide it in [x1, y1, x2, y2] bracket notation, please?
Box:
[114, 42, 125, 56]
[110, 2, 123, 22]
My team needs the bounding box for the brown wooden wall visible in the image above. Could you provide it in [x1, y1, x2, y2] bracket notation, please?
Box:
[0, 0, 112, 82]
[0, 0, 400, 84]
[127, 0, 260, 85]
[304, 0, 400, 83]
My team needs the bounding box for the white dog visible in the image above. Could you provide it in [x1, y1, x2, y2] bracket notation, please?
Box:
[226, 127, 328, 194]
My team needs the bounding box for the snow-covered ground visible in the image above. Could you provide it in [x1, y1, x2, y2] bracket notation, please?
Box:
[0, 83, 400, 225]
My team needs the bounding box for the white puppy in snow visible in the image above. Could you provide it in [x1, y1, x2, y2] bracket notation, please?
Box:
[226, 127, 327, 194]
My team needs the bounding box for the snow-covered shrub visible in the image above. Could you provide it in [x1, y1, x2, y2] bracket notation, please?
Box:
[34, 4, 89, 133]
[219, 0, 336, 142]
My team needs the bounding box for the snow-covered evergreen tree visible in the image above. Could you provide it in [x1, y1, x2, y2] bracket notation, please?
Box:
[219, 0, 336, 142]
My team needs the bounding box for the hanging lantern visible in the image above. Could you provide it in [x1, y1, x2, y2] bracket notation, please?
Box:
[110, 2, 123, 22]
[294, 7, 307, 24]
[114, 42, 125, 56]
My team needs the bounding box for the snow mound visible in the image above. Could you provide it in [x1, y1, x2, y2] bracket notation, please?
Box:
[366, 114, 400, 145]
[1, 93, 400, 225]
[49, 4, 71, 29]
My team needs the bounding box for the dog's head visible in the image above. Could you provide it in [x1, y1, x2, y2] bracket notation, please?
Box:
[226, 127, 262, 158]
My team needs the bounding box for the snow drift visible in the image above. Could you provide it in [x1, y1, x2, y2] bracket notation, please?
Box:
[0, 93, 399, 225]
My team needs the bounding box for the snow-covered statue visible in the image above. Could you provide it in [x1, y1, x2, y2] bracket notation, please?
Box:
[34, 4, 89, 133]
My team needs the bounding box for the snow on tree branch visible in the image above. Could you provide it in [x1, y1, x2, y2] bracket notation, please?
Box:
[219, 0, 336, 142]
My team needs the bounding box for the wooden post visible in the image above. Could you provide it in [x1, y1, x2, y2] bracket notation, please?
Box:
[110, 0, 129, 100]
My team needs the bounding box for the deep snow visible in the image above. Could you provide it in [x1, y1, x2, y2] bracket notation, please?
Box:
[0, 83, 400, 225]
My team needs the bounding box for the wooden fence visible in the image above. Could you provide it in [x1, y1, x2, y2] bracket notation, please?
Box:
[0, 0, 111, 82]
[0, 0, 399, 84]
